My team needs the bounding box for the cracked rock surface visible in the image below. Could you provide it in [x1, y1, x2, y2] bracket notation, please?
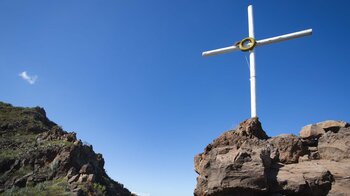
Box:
[194, 118, 350, 196]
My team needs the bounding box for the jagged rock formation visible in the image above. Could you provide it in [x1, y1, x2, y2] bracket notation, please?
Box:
[0, 102, 132, 195]
[194, 118, 350, 196]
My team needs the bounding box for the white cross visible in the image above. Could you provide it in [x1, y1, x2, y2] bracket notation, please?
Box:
[202, 5, 312, 118]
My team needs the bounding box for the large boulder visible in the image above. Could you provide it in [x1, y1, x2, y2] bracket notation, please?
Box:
[268, 134, 308, 164]
[299, 124, 325, 139]
[269, 162, 333, 196]
[194, 141, 271, 196]
[299, 120, 350, 139]
[234, 118, 269, 139]
[316, 120, 349, 133]
[317, 159, 350, 195]
[318, 127, 350, 161]
[194, 118, 270, 196]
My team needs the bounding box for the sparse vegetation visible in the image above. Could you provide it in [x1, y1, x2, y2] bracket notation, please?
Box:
[1, 178, 72, 196]
[0, 102, 55, 135]
[42, 139, 74, 148]
[93, 183, 107, 195]
[0, 131, 73, 162]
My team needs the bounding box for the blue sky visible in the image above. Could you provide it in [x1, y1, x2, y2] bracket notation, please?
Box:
[0, 1, 349, 195]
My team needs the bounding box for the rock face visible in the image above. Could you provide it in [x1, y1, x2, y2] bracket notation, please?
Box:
[318, 127, 350, 161]
[299, 124, 325, 139]
[0, 102, 131, 195]
[194, 119, 270, 196]
[194, 118, 350, 196]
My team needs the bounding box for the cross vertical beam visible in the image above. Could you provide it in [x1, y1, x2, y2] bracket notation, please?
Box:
[248, 5, 257, 118]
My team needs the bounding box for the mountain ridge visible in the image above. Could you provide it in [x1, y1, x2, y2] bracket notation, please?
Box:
[0, 101, 132, 196]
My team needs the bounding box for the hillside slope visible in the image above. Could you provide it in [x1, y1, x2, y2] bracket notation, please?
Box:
[0, 102, 132, 195]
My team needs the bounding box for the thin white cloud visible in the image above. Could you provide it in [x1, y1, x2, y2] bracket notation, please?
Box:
[19, 71, 38, 85]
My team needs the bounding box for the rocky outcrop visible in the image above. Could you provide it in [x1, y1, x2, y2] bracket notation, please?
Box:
[316, 120, 349, 133]
[194, 118, 350, 196]
[0, 102, 131, 195]
[299, 124, 325, 139]
[318, 127, 350, 161]
[269, 161, 333, 195]
[194, 119, 270, 196]
[268, 134, 308, 164]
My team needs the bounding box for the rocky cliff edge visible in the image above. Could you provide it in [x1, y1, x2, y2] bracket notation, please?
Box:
[194, 118, 350, 196]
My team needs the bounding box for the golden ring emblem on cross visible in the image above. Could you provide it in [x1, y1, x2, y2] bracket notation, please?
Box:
[238, 37, 257, 51]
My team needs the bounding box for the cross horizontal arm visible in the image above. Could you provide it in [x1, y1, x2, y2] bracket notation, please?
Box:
[202, 29, 312, 57]
[256, 29, 312, 47]
[202, 45, 240, 57]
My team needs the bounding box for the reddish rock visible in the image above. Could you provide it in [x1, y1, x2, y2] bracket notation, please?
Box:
[318, 127, 350, 161]
[194, 118, 271, 196]
[235, 117, 269, 139]
[299, 124, 325, 139]
[269, 161, 333, 195]
[268, 134, 308, 164]
[316, 120, 349, 133]
[194, 118, 339, 196]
